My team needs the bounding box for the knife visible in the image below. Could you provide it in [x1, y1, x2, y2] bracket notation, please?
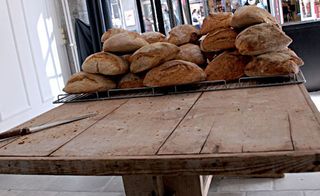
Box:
[0, 113, 97, 140]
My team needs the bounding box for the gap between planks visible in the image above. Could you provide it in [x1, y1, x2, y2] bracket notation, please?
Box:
[155, 92, 204, 155]
[47, 100, 129, 157]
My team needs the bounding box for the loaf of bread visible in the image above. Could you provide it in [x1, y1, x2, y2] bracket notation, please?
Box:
[205, 51, 251, 81]
[82, 52, 128, 75]
[103, 32, 149, 53]
[231, 6, 279, 29]
[63, 72, 116, 94]
[200, 12, 232, 35]
[200, 28, 238, 52]
[118, 73, 144, 89]
[167, 25, 200, 46]
[121, 54, 132, 64]
[143, 60, 206, 87]
[101, 28, 127, 42]
[235, 23, 292, 55]
[130, 42, 180, 73]
[175, 43, 205, 65]
[245, 49, 303, 76]
[141, 32, 166, 44]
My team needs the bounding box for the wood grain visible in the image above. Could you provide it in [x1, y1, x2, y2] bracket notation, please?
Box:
[159, 87, 294, 154]
[52, 93, 201, 157]
[0, 151, 319, 175]
[0, 100, 127, 156]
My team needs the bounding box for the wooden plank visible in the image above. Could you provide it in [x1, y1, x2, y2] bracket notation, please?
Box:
[123, 175, 164, 196]
[52, 93, 201, 157]
[162, 175, 202, 196]
[288, 85, 320, 150]
[0, 151, 319, 175]
[0, 100, 127, 156]
[159, 87, 294, 154]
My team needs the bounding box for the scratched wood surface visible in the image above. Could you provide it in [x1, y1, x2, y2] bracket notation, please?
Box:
[0, 84, 319, 176]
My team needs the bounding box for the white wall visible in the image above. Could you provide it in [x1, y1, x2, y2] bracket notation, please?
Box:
[0, 0, 71, 132]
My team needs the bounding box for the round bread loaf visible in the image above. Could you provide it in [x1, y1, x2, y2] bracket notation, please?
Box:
[63, 72, 116, 94]
[82, 52, 129, 76]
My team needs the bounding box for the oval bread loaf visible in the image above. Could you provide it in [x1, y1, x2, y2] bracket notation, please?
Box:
[103, 32, 148, 53]
[167, 25, 200, 46]
[130, 42, 180, 73]
[63, 72, 116, 94]
[176, 43, 205, 65]
[82, 52, 128, 75]
[143, 60, 206, 87]
[235, 23, 292, 55]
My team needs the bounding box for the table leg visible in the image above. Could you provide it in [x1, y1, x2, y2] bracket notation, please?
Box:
[122, 175, 212, 196]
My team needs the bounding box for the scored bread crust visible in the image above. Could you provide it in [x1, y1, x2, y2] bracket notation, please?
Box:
[200, 12, 232, 35]
[143, 60, 206, 87]
[245, 49, 302, 76]
[130, 42, 180, 73]
[205, 50, 251, 81]
[200, 28, 238, 52]
[235, 23, 292, 56]
[82, 52, 129, 76]
[63, 72, 116, 94]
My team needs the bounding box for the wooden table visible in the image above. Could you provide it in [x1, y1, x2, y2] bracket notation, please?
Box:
[0, 84, 320, 196]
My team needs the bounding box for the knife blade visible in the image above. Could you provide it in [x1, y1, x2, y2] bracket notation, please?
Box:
[0, 113, 97, 140]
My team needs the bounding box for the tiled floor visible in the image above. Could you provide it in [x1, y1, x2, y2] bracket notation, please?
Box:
[0, 91, 319, 196]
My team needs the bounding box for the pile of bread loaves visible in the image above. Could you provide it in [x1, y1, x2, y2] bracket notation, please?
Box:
[63, 6, 304, 94]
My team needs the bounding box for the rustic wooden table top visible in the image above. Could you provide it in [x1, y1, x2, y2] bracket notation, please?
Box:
[0, 84, 320, 176]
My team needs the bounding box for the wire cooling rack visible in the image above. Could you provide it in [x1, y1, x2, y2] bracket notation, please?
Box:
[53, 71, 306, 104]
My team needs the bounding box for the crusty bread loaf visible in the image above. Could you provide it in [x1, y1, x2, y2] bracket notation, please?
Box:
[103, 32, 149, 53]
[235, 23, 292, 55]
[82, 52, 128, 75]
[231, 6, 279, 29]
[130, 42, 180, 73]
[121, 54, 132, 64]
[200, 28, 238, 52]
[175, 43, 205, 65]
[205, 51, 251, 81]
[63, 72, 116, 94]
[245, 49, 302, 76]
[141, 32, 166, 44]
[118, 73, 144, 89]
[200, 12, 232, 35]
[167, 25, 200, 46]
[143, 60, 206, 87]
[279, 48, 304, 66]
[101, 28, 127, 42]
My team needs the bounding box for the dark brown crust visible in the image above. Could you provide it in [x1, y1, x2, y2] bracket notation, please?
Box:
[200, 12, 232, 35]
[205, 51, 251, 81]
[175, 44, 206, 65]
[63, 72, 116, 94]
[82, 52, 129, 76]
[118, 73, 144, 89]
[201, 28, 238, 52]
[143, 60, 206, 87]
[245, 50, 301, 76]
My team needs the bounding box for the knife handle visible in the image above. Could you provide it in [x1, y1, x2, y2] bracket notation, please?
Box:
[0, 128, 30, 140]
